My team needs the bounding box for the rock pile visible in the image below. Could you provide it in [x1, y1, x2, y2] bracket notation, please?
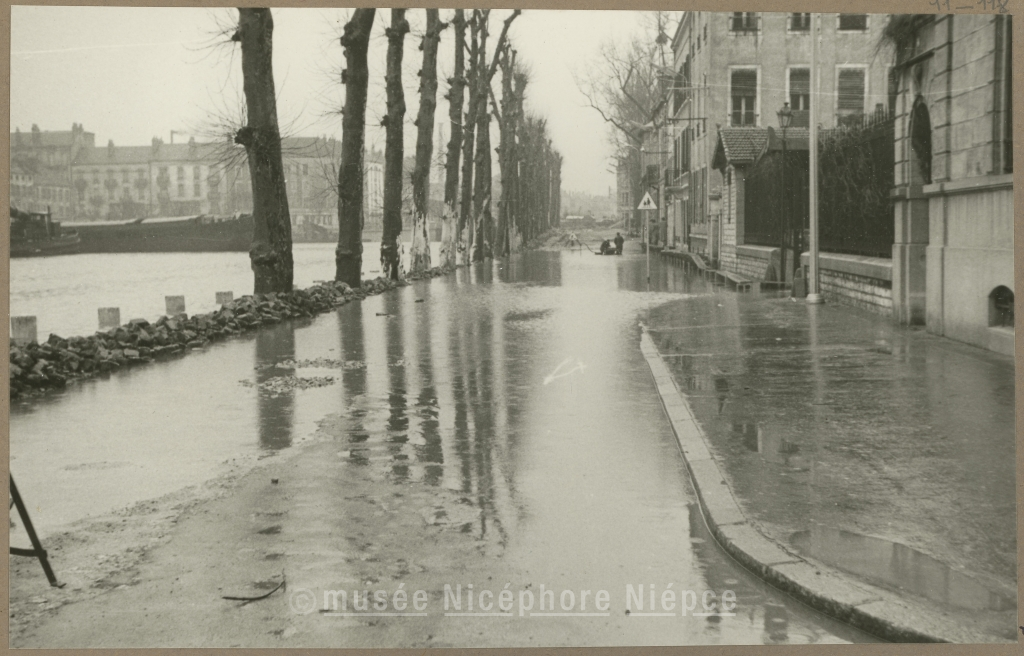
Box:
[9, 265, 456, 399]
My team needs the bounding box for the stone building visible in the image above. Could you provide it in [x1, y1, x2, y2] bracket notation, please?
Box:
[69, 135, 385, 234]
[890, 14, 1013, 354]
[9, 123, 94, 220]
[668, 12, 892, 266]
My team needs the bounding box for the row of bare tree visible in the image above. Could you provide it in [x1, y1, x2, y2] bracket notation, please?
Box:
[232, 8, 562, 294]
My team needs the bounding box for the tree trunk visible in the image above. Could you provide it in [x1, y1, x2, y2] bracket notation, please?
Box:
[380, 9, 410, 281]
[335, 8, 375, 287]
[439, 9, 466, 269]
[457, 12, 482, 265]
[410, 10, 446, 274]
[508, 71, 528, 251]
[470, 10, 520, 262]
[470, 84, 492, 261]
[234, 8, 293, 294]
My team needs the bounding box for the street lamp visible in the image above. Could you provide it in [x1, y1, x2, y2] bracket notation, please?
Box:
[777, 102, 792, 291]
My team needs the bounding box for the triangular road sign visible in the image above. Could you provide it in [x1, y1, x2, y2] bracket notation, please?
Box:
[637, 192, 657, 211]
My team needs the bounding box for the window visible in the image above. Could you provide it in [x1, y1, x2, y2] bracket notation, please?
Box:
[303, 164, 309, 176]
[989, 286, 1014, 327]
[790, 13, 811, 31]
[731, 13, 758, 32]
[837, 68, 866, 125]
[704, 25, 707, 42]
[838, 14, 868, 31]
[178, 182, 185, 197]
[122, 170, 129, 183]
[887, 68, 899, 115]
[194, 182, 201, 197]
[789, 68, 811, 127]
[731, 69, 758, 126]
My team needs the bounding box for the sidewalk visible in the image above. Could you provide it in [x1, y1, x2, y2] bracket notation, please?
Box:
[644, 292, 1016, 642]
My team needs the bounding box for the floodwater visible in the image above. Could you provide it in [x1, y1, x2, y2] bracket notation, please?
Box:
[645, 278, 1017, 640]
[790, 527, 1016, 612]
[10, 241, 441, 339]
[10, 249, 878, 644]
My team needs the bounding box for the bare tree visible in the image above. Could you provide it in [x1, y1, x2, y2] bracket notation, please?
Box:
[439, 9, 467, 269]
[335, 8, 376, 287]
[457, 11, 482, 265]
[233, 8, 293, 293]
[492, 45, 524, 257]
[470, 9, 520, 262]
[380, 9, 410, 280]
[410, 9, 447, 274]
[575, 29, 671, 235]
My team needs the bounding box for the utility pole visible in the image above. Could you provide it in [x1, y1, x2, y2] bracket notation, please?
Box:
[807, 12, 823, 304]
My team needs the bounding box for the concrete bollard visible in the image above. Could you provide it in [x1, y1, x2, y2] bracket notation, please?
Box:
[215, 291, 234, 306]
[165, 296, 186, 316]
[11, 316, 38, 346]
[98, 307, 121, 330]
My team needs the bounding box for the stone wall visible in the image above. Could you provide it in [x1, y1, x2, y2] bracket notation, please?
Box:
[730, 244, 778, 280]
[802, 252, 893, 315]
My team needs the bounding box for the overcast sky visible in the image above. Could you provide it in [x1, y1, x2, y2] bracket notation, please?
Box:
[11, 7, 669, 197]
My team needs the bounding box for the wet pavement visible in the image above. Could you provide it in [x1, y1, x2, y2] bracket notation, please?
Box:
[646, 279, 1017, 640]
[10, 248, 879, 646]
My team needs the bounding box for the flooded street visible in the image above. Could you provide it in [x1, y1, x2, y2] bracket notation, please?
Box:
[11, 249, 877, 646]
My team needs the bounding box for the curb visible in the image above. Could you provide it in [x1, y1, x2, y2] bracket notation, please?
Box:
[638, 327, 954, 644]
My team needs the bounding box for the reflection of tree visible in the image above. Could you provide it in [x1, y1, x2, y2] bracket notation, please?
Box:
[255, 321, 296, 450]
[382, 291, 410, 481]
[412, 287, 444, 486]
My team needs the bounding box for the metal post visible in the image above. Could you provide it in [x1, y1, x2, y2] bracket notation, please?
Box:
[807, 12, 823, 304]
[781, 128, 788, 286]
[10, 476, 63, 587]
[646, 210, 651, 288]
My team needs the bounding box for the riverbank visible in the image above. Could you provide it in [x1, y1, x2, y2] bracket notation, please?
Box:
[8, 265, 453, 400]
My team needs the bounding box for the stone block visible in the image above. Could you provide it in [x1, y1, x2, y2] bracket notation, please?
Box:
[11, 316, 37, 346]
[686, 458, 746, 527]
[165, 295, 186, 315]
[718, 523, 801, 567]
[216, 291, 234, 306]
[98, 307, 121, 330]
[773, 561, 881, 607]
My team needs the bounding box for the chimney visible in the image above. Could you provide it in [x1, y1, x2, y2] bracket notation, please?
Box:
[14, 127, 21, 148]
[107, 139, 115, 159]
[151, 137, 162, 156]
[188, 136, 197, 158]
[31, 124, 41, 146]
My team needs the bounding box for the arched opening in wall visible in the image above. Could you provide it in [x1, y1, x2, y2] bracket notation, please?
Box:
[909, 96, 932, 185]
[989, 286, 1014, 328]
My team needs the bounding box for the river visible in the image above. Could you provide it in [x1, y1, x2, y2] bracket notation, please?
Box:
[10, 241, 441, 339]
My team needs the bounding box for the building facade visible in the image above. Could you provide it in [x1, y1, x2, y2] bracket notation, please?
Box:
[68, 136, 387, 234]
[668, 12, 892, 267]
[891, 14, 1013, 354]
[10, 123, 94, 220]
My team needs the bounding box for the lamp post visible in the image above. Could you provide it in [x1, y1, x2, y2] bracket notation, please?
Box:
[807, 12, 822, 304]
[777, 102, 792, 291]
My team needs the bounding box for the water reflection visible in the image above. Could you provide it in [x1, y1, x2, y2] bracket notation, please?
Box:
[255, 321, 295, 450]
[791, 526, 1016, 612]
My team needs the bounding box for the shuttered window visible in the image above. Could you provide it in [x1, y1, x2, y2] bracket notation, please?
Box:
[838, 14, 868, 31]
[837, 68, 865, 121]
[790, 13, 810, 31]
[789, 68, 810, 127]
[731, 69, 757, 126]
[731, 13, 758, 32]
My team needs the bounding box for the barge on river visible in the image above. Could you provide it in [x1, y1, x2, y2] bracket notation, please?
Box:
[62, 214, 253, 254]
[11, 205, 81, 257]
